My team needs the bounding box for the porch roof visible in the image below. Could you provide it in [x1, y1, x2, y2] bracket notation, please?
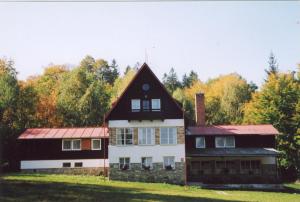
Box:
[186, 148, 280, 157]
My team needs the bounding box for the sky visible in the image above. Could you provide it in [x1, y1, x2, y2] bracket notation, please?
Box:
[0, 1, 299, 86]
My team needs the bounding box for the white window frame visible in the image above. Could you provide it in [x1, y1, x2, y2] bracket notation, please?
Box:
[119, 157, 130, 170]
[72, 139, 81, 150]
[141, 157, 153, 170]
[62, 139, 81, 151]
[160, 127, 177, 145]
[215, 136, 235, 148]
[196, 137, 206, 148]
[62, 139, 72, 151]
[116, 128, 134, 146]
[151, 99, 161, 111]
[131, 99, 140, 112]
[91, 139, 101, 150]
[138, 128, 155, 145]
[163, 156, 175, 170]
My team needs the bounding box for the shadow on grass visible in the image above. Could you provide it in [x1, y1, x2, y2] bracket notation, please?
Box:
[0, 178, 241, 202]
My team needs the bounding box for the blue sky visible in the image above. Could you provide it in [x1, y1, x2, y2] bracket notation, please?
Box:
[0, 1, 299, 86]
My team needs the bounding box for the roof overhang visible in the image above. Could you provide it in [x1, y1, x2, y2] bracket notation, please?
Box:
[186, 148, 280, 157]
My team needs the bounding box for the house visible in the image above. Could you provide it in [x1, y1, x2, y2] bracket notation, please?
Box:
[17, 63, 280, 184]
[185, 94, 280, 183]
[18, 127, 109, 175]
[104, 63, 186, 184]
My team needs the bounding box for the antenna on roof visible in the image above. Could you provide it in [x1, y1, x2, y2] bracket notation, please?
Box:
[145, 48, 148, 63]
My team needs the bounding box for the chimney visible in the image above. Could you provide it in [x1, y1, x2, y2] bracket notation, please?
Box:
[195, 93, 205, 126]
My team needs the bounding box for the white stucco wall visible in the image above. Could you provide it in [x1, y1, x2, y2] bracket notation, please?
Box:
[21, 159, 109, 169]
[108, 119, 184, 128]
[108, 144, 185, 163]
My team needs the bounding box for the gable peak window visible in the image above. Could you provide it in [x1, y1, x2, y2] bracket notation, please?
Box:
[142, 83, 150, 91]
[142, 100, 150, 112]
[151, 99, 161, 111]
[215, 136, 235, 148]
[131, 99, 140, 112]
[196, 137, 205, 148]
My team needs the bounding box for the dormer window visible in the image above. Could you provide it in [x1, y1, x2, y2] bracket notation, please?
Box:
[142, 100, 150, 112]
[151, 99, 161, 111]
[196, 137, 205, 148]
[131, 99, 140, 112]
[215, 136, 235, 148]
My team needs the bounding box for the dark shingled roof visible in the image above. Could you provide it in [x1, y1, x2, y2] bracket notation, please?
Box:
[186, 148, 280, 157]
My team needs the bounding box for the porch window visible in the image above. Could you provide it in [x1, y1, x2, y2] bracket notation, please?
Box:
[119, 157, 130, 170]
[151, 99, 161, 111]
[163, 156, 175, 170]
[196, 137, 205, 148]
[215, 136, 235, 148]
[141, 157, 153, 170]
[138, 128, 155, 145]
[131, 99, 140, 112]
[116, 128, 133, 145]
[241, 160, 261, 169]
[160, 128, 177, 145]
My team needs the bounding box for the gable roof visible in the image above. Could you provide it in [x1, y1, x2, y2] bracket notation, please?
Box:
[105, 63, 183, 121]
[187, 124, 279, 136]
[18, 127, 109, 139]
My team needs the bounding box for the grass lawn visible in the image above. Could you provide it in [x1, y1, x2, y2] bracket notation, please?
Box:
[0, 173, 299, 202]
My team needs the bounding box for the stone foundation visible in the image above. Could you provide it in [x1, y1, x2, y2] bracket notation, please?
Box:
[109, 162, 185, 184]
[21, 167, 107, 176]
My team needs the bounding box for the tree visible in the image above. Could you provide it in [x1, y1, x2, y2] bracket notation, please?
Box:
[29, 65, 68, 127]
[0, 58, 37, 171]
[162, 68, 181, 94]
[244, 72, 300, 176]
[182, 70, 199, 88]
[56, 66, 111, 126]
[111, 68, 137, 103]
[265, 52, 279, 76]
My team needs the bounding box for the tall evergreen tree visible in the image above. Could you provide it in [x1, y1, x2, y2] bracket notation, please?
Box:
[265, 52, 279, 76]
[162, 68, 181, 94]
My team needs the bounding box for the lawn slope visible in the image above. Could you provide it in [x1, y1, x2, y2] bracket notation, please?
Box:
[0, 173, 299, 202]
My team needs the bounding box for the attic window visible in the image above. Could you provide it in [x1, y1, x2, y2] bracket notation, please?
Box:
[142, 83, 150, 91]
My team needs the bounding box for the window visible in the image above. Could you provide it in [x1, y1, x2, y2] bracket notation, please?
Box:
[196, 137, 205, 148]
[142, 100, 150, 111]
[74, 162, 83, 167]
[131, 99, 140, 112]
[138, 128, 155, 145]
[119, 157, 130, 170]
[141, 157, 153, 170]
[62, 139, 81, 151]
[72, 139, 81, 150]
[62, 140, 72, 150]
[241, 161, 251, 169]
[62, 162, 71, 168]
[116, 128, 133, 145]
[151, 99, 161, 111]
[142, 83, 150, 91]
[163, 156, 175, 170]
[160, 128, 177, 145]
[92, 139, 101, 150]
[241, 160, 261, 169]
[215, 136, 235, 148]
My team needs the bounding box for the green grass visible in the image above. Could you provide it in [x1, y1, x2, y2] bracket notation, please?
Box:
[0, 173, 299, 202]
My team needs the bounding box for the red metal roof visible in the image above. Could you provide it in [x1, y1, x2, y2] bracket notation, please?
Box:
[18, 127, 109, 139]
[187, 125, 279, 135]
